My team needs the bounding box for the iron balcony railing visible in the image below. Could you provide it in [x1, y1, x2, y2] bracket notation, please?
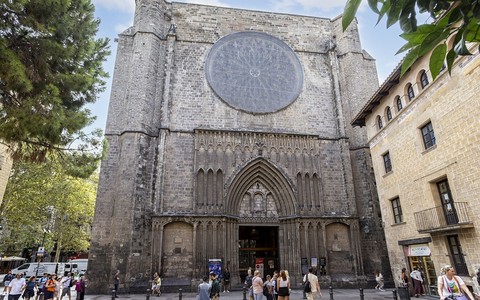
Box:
[414, 202, 474, 233]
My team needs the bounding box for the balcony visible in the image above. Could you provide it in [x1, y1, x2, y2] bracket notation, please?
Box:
[414, 202, 474, 233]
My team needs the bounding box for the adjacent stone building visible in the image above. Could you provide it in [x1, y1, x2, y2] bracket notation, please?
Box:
[89, 0, 391, 293]
[352, 45, 480, 295]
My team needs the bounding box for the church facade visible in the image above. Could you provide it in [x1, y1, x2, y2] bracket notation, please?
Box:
[89, 0, 390, 293]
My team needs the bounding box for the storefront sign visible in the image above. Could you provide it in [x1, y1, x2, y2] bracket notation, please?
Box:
[408, 244, 431, 256]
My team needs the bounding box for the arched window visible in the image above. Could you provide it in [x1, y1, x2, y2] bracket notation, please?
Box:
[377, 115, 383, 130]
[396, 96, 403, 111]
[420, 71, 429, 89]
[386, 106, 392, 121]
[407, 83, 415, 101]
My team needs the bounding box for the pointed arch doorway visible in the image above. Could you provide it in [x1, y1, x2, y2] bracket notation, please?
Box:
[225, 158, 300, 283]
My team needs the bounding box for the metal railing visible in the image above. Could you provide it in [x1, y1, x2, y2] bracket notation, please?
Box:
[414, 202, 473, 233]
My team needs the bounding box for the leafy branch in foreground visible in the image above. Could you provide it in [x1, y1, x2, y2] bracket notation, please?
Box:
[343, 0, 480, 79]
[0, 0, 110, 161]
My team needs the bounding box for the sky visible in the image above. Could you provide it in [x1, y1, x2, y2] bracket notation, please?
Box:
[88, 0, 426, 133]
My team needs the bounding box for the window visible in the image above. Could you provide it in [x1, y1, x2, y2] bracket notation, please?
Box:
[377, 115, 383, 129]
[386, 106, 392, 121]
[420, 71, 429, 88]
[407, 83, 415, 100]
[383, 152, 392, 173]
[396, 96, 403, 111]
[447, 235, 468, 275]
[421, 122, 436, 149]
[391, 198, 403, 224]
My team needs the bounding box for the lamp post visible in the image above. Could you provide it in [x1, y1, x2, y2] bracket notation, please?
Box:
[35, 228, 49, 277]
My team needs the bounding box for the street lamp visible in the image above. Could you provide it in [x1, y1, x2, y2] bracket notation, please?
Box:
[35, 228, 50, 277]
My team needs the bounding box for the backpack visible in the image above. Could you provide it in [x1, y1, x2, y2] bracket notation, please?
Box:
[303, 275, 312, 293]
[263, 284, 269, 296]
[69, 278, 76, 287]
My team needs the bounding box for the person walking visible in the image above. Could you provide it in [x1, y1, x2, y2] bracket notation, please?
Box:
[44, 274, 57, 300]
[60, 273, 72, 300]
[36, 273, 49, 300]
[264, 275, 273, 300]
[151, 272, 161, 296]
[74, 276, 85, 300]
[245, 268, 253, 300]
[198, 276, 210, 300]
[304, 267, 322, 300]
[7, 273, 26, 300]
[410, 268, 423, 297]
[113, 270, 120, 298]
[2, 271, 14, 295]
[276, 270, 290, 300]
[222, 268, 230, 293]
[375, 270, 385, 292]
[252, 270, 264, 300]
[22, 276, 37, 300]
[438, 265, 475, 300]
[209, 272, 220, 300]
[271, 272, 278, 300]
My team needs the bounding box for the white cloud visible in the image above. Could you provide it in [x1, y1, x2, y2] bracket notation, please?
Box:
[92, 0, 135, 13]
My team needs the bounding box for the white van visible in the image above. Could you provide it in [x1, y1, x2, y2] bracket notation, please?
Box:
[65, 259, 88, 276]
[9, 262, 65, 278]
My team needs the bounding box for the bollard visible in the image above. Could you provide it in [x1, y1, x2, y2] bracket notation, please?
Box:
[243, 286, 247, 300]
[179, 288, 183, 300]
[359, 288, 364, 300]
[146, 289, 151, 300]
[329, 286, 334, 300]
[112, 289, 116, 300]
[392, 289, 398, 300]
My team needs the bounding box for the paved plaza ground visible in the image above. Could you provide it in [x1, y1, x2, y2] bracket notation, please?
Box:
[84, 289, 438, 300]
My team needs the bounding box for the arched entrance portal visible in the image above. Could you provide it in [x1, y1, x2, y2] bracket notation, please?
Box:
[225, 158, 300, 283]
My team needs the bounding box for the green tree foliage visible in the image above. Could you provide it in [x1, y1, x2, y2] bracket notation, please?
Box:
[0, 0, 110, 163]
[0, 160, 97, 258]
[343, 0, 480, 79]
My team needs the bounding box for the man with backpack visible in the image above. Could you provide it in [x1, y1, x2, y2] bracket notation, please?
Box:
[60, 273, 73, 300]
[303, 268, 321, 300]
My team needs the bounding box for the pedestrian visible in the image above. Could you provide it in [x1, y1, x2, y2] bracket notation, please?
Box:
[222, 268, 230, 293]
[400, 268, 409, 288]
[264, 275, 273, 300]
[304, 267, 322, 300]
[36, 273, 49, 300]
[151, 272, 161, 296]
[271, 272, 278, 300]
[55, 276, 62, 300]
[74, 276, 85, 300]
[44, 274, 56, 300]
[276, 270, 290, 300]
[209, 272, 220, 300]
[113, 270, 120, 298]
[410, 268, 423, 297]
[60, 273, 72, 300]
[244, 268, 253, 300]
[2, 271, 14, 295]
[22, 276, 37, 300]
[7, 273, 26, 300]
[437, 265, 474, 300]
[374, 270, 385, 291]
[252, 270, 264, 300]
[198, 276, 210, 300]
